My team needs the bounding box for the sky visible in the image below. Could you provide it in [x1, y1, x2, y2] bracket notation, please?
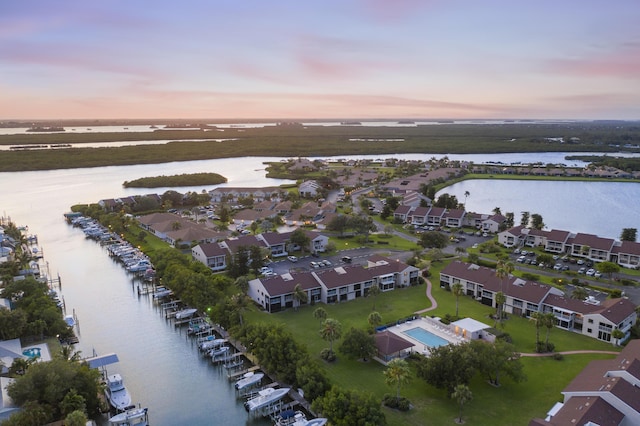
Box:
[1, 0, 639, 121]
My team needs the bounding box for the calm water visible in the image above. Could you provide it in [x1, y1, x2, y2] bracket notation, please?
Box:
[1, 153, 639, 424]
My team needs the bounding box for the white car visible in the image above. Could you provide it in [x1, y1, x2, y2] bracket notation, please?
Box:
[287, 255, 298, 262]
[586, 268, 596, 276]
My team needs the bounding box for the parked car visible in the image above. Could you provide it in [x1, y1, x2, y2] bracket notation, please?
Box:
[586, 268, 596, 276]
[321, 259, 332, 266]
[341, 256, 352, 263]
[287, 255, 298, 262]
[310, 261, 320, 268]
[578, 267, 586, 274]
[553, 263, 563, 270]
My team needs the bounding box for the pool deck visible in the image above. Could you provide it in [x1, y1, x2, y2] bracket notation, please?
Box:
[387, 316, 467, 355]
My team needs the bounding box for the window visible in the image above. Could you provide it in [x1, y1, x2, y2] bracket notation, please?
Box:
[587, 319, 593, 324]
[587, 328, 592, 333]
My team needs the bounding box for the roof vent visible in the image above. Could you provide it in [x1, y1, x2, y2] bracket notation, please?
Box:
[335, 267, 347, 275]
[281, 273, 293, 281]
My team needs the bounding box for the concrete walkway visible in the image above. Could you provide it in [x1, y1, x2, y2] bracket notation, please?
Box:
[414, 276, 438, 314]
[520, 349, 619, 357]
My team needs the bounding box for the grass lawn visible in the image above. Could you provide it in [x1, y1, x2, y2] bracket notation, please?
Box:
[330, 233, 420, 252]
[244, 259, 621, 425]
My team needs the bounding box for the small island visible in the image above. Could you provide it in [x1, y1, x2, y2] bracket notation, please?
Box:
[123, 172, 227, 188]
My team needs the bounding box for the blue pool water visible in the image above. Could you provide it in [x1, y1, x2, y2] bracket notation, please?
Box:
[22, 347, 41, 359]
[403, 327, 450, 348]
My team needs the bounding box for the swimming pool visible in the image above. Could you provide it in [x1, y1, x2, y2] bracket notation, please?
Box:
[403, 327, 450, 348]
[22, 347, 41, 359]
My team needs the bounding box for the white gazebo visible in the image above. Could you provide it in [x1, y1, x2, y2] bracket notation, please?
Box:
[451, 318, 492, 341]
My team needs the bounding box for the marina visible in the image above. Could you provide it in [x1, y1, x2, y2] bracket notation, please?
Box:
[66, 213, 312, 424]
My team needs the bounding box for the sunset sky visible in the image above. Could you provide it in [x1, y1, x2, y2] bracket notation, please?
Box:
[2, 0, 639, 120]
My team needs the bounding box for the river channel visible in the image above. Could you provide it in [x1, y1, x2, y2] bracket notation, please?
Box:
[1, 152, 639, 424]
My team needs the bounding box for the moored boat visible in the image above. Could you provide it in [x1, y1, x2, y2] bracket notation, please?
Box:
[235, 371, 264, 390]
[174, 308, 197, 320]
[105, 373, 133, 412]
[209, 345, 230, 359]
[108, 407, 149, 426]
[199, 338, 226, 352]
[244, 387, 290, 412]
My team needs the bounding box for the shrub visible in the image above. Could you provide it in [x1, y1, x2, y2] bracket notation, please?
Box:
[553, 353, 564, 361]
[383, 394, 411, 411]
[521, 272, 540, 281]
[496, 332, 513, 343]
[320, 348, 336, 362]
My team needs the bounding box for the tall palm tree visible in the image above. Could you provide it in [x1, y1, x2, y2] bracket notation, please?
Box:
[368, 284, 381, 311]
[463, 190, 470, 209]
[320, 318, 342, 355]
[452, 282, 464, 318]
[313, 307, 327, 322]
[494, 291, 506, 327]
[292, 284, 307, 311]
[543, 312, 556, 349]
[530, 312, 543, 351]
[383, 358, 412, 404]
[495, 260, 514, 326]
[451, 384, 473, 424]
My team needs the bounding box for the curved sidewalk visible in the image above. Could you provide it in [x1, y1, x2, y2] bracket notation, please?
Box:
[520, 349, 619, 357]
[415, 277, 438, 314]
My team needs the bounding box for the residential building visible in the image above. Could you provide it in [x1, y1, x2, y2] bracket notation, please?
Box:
[191, 243, 227, 271]
[299, 180, 321, 198]
[530, 340, 640, 425]
[440, 261, 637, 344]
[247, 256, 419, 313]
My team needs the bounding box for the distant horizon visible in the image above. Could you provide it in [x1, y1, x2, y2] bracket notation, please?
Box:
[2, 117, 639, 125]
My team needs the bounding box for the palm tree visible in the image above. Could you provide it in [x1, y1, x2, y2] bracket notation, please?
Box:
[452, 282, 464, 318]
[463, 190, 470, 209]
[313, 307, 327, 322]
[230, 293, 249, 327]
[320, 318, 342, 356]
[530, 312, 543, 351]
[570, 286, 588, 301]
[612, 328, 625, 346]
[292, 283, 307, 311]
[451, 384, 473, 424]
[543, 312, 556, 350]
[494, 291, 506, 327]
[59, 346, 82, 362]
[495, 260, 514, 326]
[383, 358, 412, 404]
[368, 284, 381, 311]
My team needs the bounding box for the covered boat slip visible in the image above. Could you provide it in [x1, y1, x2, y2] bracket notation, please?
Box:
[85, 352, 119, 369]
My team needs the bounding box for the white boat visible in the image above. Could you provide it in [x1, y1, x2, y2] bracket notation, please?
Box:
[304, 419, 328, 426]
[199, 338, 226, 352]
[210, 345, 230, 359]
[105, 373, 133, 412]
[108, 407, 149, 426]
[235, 371, 264, 390]
[276, 411, 327, 426]
[174, 308, 197, 320]
[244, 387, 290, 412]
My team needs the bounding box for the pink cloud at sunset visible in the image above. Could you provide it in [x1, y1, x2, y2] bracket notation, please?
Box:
[1, 0, 639, 120]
